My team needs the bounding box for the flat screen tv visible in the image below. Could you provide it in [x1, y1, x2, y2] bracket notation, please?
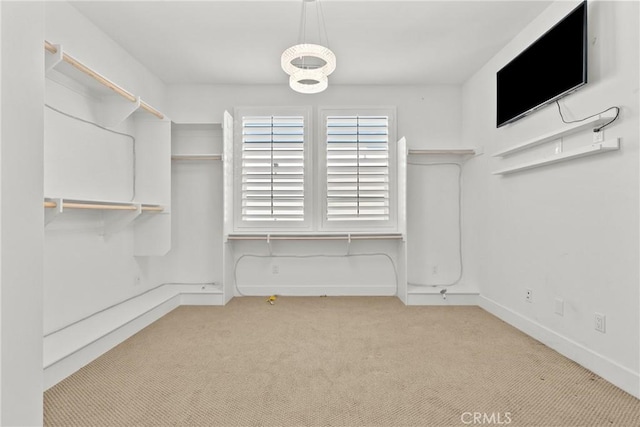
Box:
[496, 1, 587, 128]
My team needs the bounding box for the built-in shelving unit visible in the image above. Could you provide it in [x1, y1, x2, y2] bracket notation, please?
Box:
[492, 111, 617, 158]
[44, 39, 171, 255]
[493, 138, 620, 175]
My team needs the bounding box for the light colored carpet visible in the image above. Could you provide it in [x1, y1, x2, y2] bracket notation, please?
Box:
[44, 297, 640, 426]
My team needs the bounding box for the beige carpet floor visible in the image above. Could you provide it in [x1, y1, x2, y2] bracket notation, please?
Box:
[44, 297, 640, 426]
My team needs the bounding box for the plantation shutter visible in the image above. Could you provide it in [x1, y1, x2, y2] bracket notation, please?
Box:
[326, 115, 390, 221]
[241, 115, 305, 222]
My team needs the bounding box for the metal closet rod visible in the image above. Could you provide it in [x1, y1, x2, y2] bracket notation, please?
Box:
[44, 200, 164, 212]
[44, 41, 164, 120]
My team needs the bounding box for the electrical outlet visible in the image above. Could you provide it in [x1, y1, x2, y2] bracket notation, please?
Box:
[555, 298, 564, 316]
[594, 313, 606, 333]
[525, 289, 533, 303]
[432, 265, 438, 275]
[134, 275, 141, 286]
[272, 265, 279, 274]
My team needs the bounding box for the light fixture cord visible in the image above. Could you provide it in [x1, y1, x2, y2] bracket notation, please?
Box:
[317, 0, 330, 48]
[298, 0, 330, 47]
[297, 0, 309, 69]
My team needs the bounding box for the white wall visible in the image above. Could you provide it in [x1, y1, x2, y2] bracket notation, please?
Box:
[164, 84, 466, 295]
[0, 2, 45, 424]
[43, 1, 168, 340]
[462, 0, 639, 397]
[167, 84, 461, 149]
[157, 124, 224, 287]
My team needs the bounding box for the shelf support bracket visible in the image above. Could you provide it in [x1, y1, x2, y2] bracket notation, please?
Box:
[98, 95, 141, 128]
[45, 44, 63, 73]
[266, 234, 273, 256]
[44, 198, 63, 226]
[102, 204, 142, 240]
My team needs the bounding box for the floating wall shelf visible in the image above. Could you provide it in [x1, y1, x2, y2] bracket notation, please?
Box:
[493, 111, 617, 158]
[493, 138, 620, 175]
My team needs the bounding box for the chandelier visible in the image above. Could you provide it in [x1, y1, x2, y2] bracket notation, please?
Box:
[281, 0, 336, 94]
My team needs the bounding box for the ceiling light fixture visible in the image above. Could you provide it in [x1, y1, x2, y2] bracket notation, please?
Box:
[281, 0, 335, 94]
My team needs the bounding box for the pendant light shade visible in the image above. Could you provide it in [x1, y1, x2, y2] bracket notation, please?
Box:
[289, 69, 329, 94]
[281, 43, 337, 77]
[281, 0, 335, 94]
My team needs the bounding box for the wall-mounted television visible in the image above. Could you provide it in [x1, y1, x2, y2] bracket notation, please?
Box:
[496, 1, 588, 128]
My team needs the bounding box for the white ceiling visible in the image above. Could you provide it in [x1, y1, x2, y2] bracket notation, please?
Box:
[70, 0, 552, 86]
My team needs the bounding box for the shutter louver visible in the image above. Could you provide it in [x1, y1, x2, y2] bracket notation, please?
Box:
[326, 115, 390, 221]
[242, 116, 305, 222]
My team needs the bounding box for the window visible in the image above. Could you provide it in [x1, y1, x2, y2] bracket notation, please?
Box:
[326, 115, 390, 221]
[321, 108, 397, 230]
[234, 108, 311, 229]
[232, 106, 397, 233]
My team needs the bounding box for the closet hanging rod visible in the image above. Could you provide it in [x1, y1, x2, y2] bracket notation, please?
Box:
[227, 234, 403, 241]
[171, 154, 222, 161]
[44, 201, 164, 212]
[44, 41, 164, 120]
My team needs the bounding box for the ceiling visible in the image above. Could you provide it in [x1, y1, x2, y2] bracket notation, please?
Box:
[70, 0, 552, 86]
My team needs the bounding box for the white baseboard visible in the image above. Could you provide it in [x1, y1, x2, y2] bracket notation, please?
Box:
[479, 295, 640, 399]
[406, 293, 479, 306]
[44, 283, 224, 390]
[406, 283, 480, 306]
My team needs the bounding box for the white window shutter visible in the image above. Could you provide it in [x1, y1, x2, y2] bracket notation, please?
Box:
[326, 115, 390, 221]
[241, 116, 305, 222]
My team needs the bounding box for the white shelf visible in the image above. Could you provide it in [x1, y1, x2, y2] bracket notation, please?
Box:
[493, 111, 617, 158]
[409, 148, 476, 155]
[44, 197, 165, 235]
[493, 138, 620, 175]
[227, 232, 404, 242]
[44, 40, 165, 127]
[171, 154, 221, 161]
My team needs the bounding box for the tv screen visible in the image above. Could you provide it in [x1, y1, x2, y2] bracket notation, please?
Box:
[496, 1, 587, 128]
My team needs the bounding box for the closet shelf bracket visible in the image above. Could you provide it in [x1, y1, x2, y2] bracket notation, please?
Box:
[45, 43, 63, 73]
[44, 198, 63, 225]
[102, 205, 143, 239]
[99, 95, 141, 128]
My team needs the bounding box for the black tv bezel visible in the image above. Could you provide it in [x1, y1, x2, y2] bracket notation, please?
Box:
[496, 1, 588, 128]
